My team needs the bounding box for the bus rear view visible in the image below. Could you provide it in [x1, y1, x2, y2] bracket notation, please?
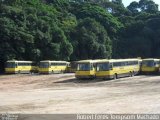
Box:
[75, 60, 97, 79]
[141, 58, 160, 74]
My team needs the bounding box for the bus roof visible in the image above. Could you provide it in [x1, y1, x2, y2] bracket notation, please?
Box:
[7, 60, 34, 63]
[77, 59, 107, 63]
[40, 60, 69, 63]
[142, 58, 159, 61]
[96, 58, 140, 63]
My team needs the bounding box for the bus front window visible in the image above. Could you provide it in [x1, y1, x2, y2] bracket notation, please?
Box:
[39, 62, 50, 68]
[97, 63, 111, 71]
[142, 60, 155, 67]
[6, 62, 17, 68]
[78, 63, 91, 71]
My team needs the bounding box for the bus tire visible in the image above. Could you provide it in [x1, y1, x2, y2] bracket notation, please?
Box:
[30, 70, 34, 74]
[113, 74, 118, 79]
[132, 71, 135, 76]
[130, 72, 133, 77]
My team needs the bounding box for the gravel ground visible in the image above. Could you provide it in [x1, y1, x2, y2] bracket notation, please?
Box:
[0, 74, 160, 113]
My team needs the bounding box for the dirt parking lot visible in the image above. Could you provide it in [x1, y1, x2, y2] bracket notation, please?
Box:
[0, 73, 160, 113]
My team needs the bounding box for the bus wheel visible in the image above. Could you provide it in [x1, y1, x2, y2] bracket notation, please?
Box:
[31, 70, 34, 74]
[130, 72, 133, 77]
[132, 71, 135, 76]
[113, 74, 118, 79]
[18, 70, 21, 74]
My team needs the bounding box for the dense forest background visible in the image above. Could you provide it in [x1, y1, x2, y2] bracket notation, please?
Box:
[0, 0, 160, 72]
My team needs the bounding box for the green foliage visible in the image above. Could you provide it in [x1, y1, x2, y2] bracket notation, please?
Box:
[70, 18, 111, 60]
[0, 0, 160, 73]
[128, 0, 159, 14]
[139, 0, 158, 13]
[70, 3, 123, 35]
[127, 1, 139, 15]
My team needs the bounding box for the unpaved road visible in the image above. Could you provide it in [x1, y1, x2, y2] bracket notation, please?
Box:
[0, 74, 160, 113]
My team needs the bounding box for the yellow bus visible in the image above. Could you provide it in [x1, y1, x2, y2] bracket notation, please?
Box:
[5, 60, 37, 74]
[141, 58, 160, 74]
[67, 61, 78, 73]
[96, 59, 141, 79]
[75, 60, 100, 79]
[39, 60, 69, 74]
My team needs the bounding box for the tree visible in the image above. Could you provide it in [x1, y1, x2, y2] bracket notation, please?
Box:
[144, 18, 160, 57]
[127, 1, 139, 15]
[112, 0, 123, 6]
[139, 0, 158, 13]
[71, 18, 111, 60]
[1, 0, 160, 73]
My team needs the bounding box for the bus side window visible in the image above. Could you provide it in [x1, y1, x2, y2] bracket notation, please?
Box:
[109, 63, 113, 70]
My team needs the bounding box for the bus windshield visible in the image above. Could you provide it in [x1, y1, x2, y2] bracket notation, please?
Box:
[6, 62, 17, 68]
[39, 62, 50, 68]
[96, 63, 111, 71]
[78, 63, 91, 71]
[142, 60, 155, 67]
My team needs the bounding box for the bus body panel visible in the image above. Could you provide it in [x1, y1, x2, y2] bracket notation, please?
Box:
[141, 66, 159, 72]
[5, 61, 37, 74]
[75, 60, 101, 79]
[141, 59, 160, 74]
[5, 68, 17, 74]
[50, 66, 67, 73]
[38, 61, 69, 74]
[96, 66, 140, 79]
[75, 69, 96, 79]
[38, 68, 50, 74]
[96, 59, 141, 79]
[76, 70, 95, 76]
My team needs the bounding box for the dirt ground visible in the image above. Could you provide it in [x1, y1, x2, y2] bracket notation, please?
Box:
[0, 73, 160, 113]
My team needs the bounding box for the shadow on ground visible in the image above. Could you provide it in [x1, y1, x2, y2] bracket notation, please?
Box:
[53, 78, 115, 84]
